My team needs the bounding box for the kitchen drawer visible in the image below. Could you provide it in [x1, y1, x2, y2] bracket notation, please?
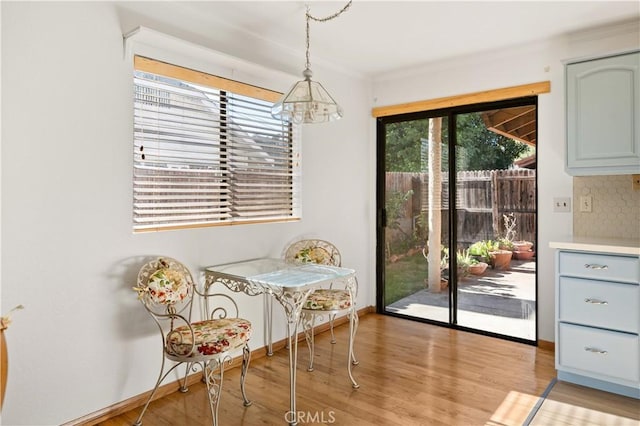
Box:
[559, 251, 639, 283]
[559, 277, 639, 333]
[558, 323, 639, 382]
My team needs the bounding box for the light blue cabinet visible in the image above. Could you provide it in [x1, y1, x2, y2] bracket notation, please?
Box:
[555, 250, 640, 399]
[566, 51, 640, 175]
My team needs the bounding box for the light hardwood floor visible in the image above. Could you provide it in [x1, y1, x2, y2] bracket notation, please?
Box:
[99, 313, 557, 426]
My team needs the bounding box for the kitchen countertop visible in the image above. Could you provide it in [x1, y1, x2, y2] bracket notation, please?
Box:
[549, 236, 640, 256]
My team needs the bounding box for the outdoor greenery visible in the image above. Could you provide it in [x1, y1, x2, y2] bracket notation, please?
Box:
[441, 247, 473, 278]
[386, 189, 413, 228]
[385, 189, 414, 255]
[497, 237, 515, 251]
[385, 189, 430, 257]
[386, 246, 486, 306]
[468, 240, 499, 263]
[385, 113, 531, 173]
[384, 252, 427, 305]
[385, 119, 430, 172]
[456, 248, 476, 270]
[456, 113, 531, 171]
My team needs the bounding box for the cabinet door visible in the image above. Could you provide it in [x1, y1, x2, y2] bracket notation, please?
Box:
[566, 51, 640, 175]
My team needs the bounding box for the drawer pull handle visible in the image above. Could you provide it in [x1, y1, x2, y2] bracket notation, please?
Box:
[584, 263, 608, 270]
[584, 346, 608, 355]
[584, 298, 608, 305]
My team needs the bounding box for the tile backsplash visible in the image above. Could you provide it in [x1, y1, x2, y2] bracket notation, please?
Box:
[573, 175, 640, 239]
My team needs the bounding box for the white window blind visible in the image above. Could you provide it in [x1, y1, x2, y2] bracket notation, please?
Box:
[133, 56, 301, 232]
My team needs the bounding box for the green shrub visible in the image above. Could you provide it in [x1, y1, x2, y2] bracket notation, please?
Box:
[468, 240, 498, 263]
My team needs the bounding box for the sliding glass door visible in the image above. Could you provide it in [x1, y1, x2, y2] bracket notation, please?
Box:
[377, 98, 537, 343]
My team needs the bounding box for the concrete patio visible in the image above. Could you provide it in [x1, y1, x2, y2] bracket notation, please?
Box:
[387, 259, 536, 340]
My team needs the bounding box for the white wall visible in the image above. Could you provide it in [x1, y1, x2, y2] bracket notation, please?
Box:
[372, 19, 640, 343]
[0, 2, 373, 424]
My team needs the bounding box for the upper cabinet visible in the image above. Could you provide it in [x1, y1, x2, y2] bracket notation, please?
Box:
[566, 51, 640, 176]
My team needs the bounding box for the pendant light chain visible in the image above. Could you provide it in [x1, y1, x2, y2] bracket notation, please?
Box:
[304, 1, 352, 71]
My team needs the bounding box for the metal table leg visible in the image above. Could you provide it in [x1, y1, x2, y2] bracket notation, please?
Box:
[273, 288, 314, 426]
[265, 294, 274, 356]
[286, 312, 299, 425]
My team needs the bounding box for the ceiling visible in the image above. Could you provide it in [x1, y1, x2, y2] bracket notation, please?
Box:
[117, 1, 639, 79]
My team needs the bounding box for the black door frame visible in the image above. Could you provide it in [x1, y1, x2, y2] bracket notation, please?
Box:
[375, 96, 539, 345]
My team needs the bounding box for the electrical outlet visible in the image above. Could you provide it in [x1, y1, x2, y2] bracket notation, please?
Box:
[580, 195, 592, 212]
[633, 174, 640, 191]
[553, 197, 571, 212]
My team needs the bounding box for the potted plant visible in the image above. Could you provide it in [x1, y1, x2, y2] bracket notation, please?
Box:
[440, 248, 475, 280]
[512, 240, 535, 260]
[485, 214, 518, 269]
[490, 248, 512, 269]
[501, 212, 534, 259]
[513, 249, 535, 260]
[460, 248, 488, 275]
[512, 240, 533, 251]
[513, 239, 535, 260]
[455, 249, 472, 279]
[468, 240, 495, 264]
[497, 237, 514, 252]
[440, 247, 449, 270]
[474, 238, 511, 270]
[435, 247, 449, 288]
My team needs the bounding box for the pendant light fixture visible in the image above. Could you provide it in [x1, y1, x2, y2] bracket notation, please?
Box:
[271, 1, 352, 124]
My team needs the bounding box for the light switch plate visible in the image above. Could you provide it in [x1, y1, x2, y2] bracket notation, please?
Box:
[579, 195, 592, 212]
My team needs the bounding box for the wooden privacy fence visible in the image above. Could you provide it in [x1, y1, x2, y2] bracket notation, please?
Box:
[386, 169, 536, 246]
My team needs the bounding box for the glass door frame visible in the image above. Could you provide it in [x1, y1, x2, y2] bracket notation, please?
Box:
[375, 96, 539, 345]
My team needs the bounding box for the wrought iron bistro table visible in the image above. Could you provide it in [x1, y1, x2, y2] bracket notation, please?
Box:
[204, 258, 357, 426]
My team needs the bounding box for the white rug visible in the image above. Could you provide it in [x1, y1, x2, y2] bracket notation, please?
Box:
[525, 379, 639, 426]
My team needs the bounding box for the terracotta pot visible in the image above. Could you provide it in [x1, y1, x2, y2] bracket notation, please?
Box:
[513, 241, 533, 251]
[490, 250, 512, 270]
[514, 250, 535, 260]
[468, 262, 488, 275]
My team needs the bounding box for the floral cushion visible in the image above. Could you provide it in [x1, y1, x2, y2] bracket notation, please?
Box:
[295, 247, 332, 265]
[167, 318, 252, 357]
[304, 289, 352, 311]
[146, 267, 190, 305]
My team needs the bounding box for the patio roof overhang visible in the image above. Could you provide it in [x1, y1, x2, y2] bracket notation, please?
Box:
[481, 106, 536, 147]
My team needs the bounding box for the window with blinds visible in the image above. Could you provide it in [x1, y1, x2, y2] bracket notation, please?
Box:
[133, 56, 301, 232]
